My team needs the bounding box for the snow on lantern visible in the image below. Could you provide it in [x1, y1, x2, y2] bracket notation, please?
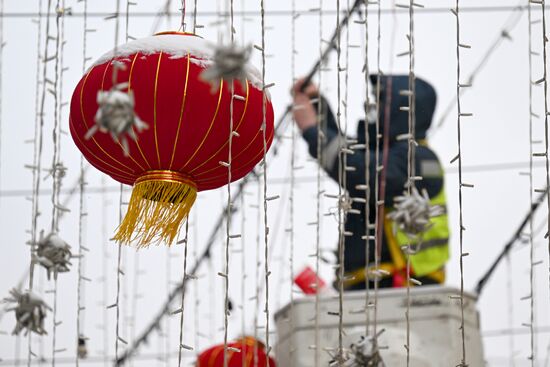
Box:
[69, 32, 274, 246]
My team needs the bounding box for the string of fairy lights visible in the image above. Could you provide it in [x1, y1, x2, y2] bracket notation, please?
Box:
[3, 1, 550, 367]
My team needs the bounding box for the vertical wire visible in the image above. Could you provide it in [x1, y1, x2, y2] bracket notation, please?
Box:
[28, 0, 45, 364]
[506, 254, 516, 367]
[314, 2, 324, 366]
[76, 1, 89, 365]
[193, 210, 200, 366]
[374, 0, 397, 352]
[223, 2, 235, 367]
[239, 3, 247, 367]
[129, 251, 139, 367]
[50, 277, 59, 367]
[192, 0, 198, 33]
[527, 0, 535, 364]
[240, 190, 246, 367]
[253, 180, 261, 367]
[259, 0, 271, 364]
[288, 1, 297, 366]
[101, 176, 109, 367]
[115, 183, 124, 361]
[361, 0, 372, 342]
[165, 239, 172, 365]
[50, 1, 63, 364]
[180, 0, 187, 31]
[335, 0, 346, 363]
[177, 222, 190, 367]
[405, 0, 417, 365]
[372, 0, 382, 352]
[454, 1, 467, 365]
[124, 3, 142, 364]
[539, 0, 550, 336]
[111, 0, 124, 361]
[249, 5, 261, 363]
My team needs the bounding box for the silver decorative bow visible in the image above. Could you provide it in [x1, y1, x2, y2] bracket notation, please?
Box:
[387, 187, 444, 237]
[33, 232, 72, 280]
[200, 44, 252, 91]
[86, 87, 148, 155]
[3, 288, 51, 336]
[329, 336, 385, 367]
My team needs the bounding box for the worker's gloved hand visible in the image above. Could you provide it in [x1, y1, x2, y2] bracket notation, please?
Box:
[291, 78, 319, 131]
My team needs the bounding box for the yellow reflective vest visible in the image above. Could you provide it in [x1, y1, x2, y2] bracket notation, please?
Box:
[384, 188, 450, 278]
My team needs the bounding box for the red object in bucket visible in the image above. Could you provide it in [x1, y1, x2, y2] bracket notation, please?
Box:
[294, 266, 326, 294]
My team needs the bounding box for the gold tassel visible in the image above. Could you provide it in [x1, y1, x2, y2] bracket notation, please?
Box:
[113, 171, 197, 247]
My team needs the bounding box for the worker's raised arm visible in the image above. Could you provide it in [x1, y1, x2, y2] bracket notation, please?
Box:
[291, 79, 408, 202]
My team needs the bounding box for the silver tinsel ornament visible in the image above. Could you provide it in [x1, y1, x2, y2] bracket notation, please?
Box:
[387, 187, 444, 237]
[329, 336, 385, 367]
[200, 44, 252, 91]
[3, 288, 51, 335]
[85, 88, 148, 155]
[33, 232, 72, 280]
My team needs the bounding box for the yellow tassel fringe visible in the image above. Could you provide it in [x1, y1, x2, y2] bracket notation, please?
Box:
[114, 171, 197, 247]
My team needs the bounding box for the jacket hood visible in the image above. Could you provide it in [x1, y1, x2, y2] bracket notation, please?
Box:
[357, 75, 437, 148]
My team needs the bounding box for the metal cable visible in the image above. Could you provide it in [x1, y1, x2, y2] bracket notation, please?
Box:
[192, 210, 200, 367]
[192, 0, 197, 33]
[506, 254, 516, 367]
[239, 4, 248, 367]
[288, 0, 297, 366]
[110, 0, 126, 361]
[222, 2, 236, 366]
[361, 0, 372, 344]
[313, 1, 324, 366]
[76, 0, 89, 365]
[454, 0, 468, 365]
[404, 0, 417, 365]
[527, 0, 536, 364]
[177, 222, 190, 367]
[259, 0, 272, 364]
[335, 0, 346, 363]
[100, 176, 109, 367]
[538, 0, 550, 334]
[50, 1, 64, 364]
[3, 5, 544, 18]
[27, 0, 45, 364]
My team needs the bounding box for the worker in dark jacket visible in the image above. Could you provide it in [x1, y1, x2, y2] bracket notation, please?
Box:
[292, 75, 450, 289]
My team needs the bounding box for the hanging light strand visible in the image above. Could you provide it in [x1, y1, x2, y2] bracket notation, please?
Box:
[50, 1, 65, 364]
[76, 0, 89, 365]
[527, 0, 535, 364]
[259, 0, 272, 364]
[287, 0, 297, 366]
[223, 1, 236, 366]
[454, 0, 468, 365]
[177, 222, 190, 367]
[27, 0, 45, 363]
[361, 0, 372, 342]
[538, 0, 550, 320]
[404, 0, 417, 365]
[335, 0, 347, 363]
[314, 1, 324, 366]
[111, 0, 125, 360]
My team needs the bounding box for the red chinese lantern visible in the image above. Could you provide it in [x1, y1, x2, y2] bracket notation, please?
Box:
[69, 32, 274, 246]
[196, 336, 276, 367]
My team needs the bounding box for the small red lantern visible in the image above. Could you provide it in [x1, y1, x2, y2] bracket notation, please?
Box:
[69, 32, 274, 246]
[196, 336, 276, 367]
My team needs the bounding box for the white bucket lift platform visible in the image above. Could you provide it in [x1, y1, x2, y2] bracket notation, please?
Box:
[274, 285, 484, 366]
